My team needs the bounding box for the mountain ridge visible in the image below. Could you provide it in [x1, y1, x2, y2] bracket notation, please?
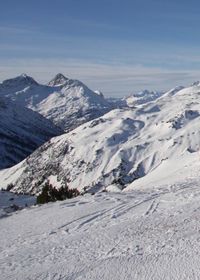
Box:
[1, 82, 200, 193]
[0, 74, 112, 131]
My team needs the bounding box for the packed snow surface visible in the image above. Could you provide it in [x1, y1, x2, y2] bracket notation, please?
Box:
[1, 180, 200, 279]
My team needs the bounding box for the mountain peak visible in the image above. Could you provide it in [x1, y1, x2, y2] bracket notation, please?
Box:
[191, 81, 200, 87]
[48, 73, 69, 87]
[1, 74, 38, 89]
[94, 90, 104, 98]
[20, 73, 28, 78]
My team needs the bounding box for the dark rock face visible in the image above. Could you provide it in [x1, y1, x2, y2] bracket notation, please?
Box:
[0, 97, 63, 170]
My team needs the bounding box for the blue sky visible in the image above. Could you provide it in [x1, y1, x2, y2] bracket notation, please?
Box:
[1, 0, 200, 96]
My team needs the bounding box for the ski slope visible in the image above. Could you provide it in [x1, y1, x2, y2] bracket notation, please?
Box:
[1, 180, 200, 279]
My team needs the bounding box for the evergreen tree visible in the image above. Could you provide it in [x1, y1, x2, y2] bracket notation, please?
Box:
[37, 181, 79, 204]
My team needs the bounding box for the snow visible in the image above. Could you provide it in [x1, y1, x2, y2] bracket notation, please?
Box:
[47, 73, 69, 87]
[0, 74, 112, 131]
[2, 76, 200, 278]
[48, 175, 62, 189]
[3, 82, 200, 194]
[0, 190, 35, 218]
[126, 152, 200, 191]
[126, 89, 164, 106]
[1, 181, 200, 279]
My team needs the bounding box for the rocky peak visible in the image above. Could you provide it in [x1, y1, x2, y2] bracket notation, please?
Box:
[48, 73, 69, 87]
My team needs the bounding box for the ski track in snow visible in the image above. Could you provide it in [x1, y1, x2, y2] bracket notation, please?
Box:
[1, 182, 200, 279]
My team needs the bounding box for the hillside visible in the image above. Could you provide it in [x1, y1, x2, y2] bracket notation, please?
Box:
[0, 97, 62, 169]
[1, 82, 200, 193]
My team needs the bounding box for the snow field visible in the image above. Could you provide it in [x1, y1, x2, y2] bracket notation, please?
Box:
[1, 181, 200, 279]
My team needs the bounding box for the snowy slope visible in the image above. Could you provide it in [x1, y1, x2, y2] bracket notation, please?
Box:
[36, 75, 112, 131]
[0, 97, 62, 170]
[0, 74, 56, 108]
[1, 82, 200, 194]
[0, 190, 35, 218]
[1, 181, 200, 279]
[0, 73, 39, 94]
[0, 74, 112, 131]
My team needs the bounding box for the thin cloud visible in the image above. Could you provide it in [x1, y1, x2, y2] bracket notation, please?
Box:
[0, 26, 36, 35]
[0, 58, 200, 97]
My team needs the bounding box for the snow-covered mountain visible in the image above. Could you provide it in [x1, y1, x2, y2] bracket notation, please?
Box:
[3, 80, 200, 279]
[0, 73, 39, 94]
[125, 89, 164, 107]
[106, 97, 128, 108]
[0, 74, 112, 131]
[107, 90, 164, 109]
[107, 90, 166, 109]
[47, 73, 69, 87]
[1, 82, 200, 194]
[0, 97, 63, 170]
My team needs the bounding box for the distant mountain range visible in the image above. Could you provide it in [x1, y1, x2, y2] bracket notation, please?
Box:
[125, 89, 164, 106]
[0, 73, 113, 131]
[4, 80, 200, 195]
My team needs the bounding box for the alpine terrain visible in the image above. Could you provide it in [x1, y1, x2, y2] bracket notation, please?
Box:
[3, 0, 200, 278]
[0, 73, 112, 131]
[1, 82, 200, 195]
[0, 96, 62, 170]
[2, 80, 200, 279]
[125, 89, 164, 106]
